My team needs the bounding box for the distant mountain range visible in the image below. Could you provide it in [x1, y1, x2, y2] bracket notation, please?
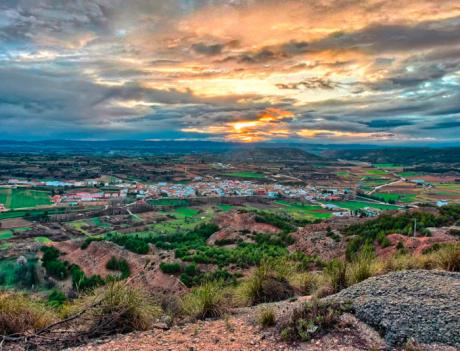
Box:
[0, 140, 458, 163]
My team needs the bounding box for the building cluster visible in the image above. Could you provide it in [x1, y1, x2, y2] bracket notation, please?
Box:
[147, 179, 352, 202]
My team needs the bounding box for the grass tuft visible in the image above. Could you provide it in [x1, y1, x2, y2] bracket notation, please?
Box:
[257, 306, 276, 328]
[0, 292, 57, 335]
[181, 280, 227, 319]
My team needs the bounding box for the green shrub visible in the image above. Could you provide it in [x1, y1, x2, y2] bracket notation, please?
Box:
[159, 262, 181, 274]
[278, 299, 351, 342]
[70, 265, 105, 291]
[257, 306, 276, 328]
[181, 281, 227, 319]
[14, 260, 40, 288]
[48, 290, 67, 308]
[106, 257, 130, 279]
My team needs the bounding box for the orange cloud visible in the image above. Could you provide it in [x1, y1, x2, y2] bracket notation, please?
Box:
[182, 108, 294, 142]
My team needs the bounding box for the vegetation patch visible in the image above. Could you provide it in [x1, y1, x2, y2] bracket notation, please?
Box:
[0, 187, 51, 209]
[223, 171, 265, 179]
[279, 299, 352, 342]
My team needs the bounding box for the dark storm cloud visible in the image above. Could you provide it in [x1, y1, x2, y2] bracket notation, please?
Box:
[365, 119, 415, 128]
[191, 42, 225, 56]
[422, 120, 460, 130]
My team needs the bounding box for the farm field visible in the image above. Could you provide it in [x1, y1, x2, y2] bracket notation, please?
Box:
[373, 192, 416, 203]
[0, 227, 31, 241]
[217, 204, 234, 212]
[223, 171, 265, 179]
[0, 207, 68, 220]
[0, 230, 13, 240]
[35, 236, 53, 244]
[366, 169, 387, 175]
[148, 198, 190, 207]
[124, 206, 214, 238]
[274, 200, 332, 219]
[0, 188, 51, 209]
[323, 200, 400, 211]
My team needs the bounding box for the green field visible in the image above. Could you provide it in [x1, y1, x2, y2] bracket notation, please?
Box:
[275, 200, 332, 219]
[336, 171, 350, 177]
[90, 217, 111, 228]
[373, 193, 416, 203]
[148, 198, 190, 207]
[366, 169, 387, 175]
[175, 207, 199, 218]
[323, 200, 400, 211]
[0, 207, 68, 220]
[117, 207, 214, 238]
[0, 230, 13, 240]
[223, 171, 265, 179]
[35, 236, 52, 244]
[217, 204, 234, 212]
[397, 171, 423, 177]
[0, 243, 12, 250]
[0, 188, 51, 209]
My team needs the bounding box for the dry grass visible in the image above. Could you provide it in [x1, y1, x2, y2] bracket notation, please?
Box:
[0, 292, 57, 335]
[256, 306, 276, 328]
[71, 281, 162, 334]
[236, 260, 294, 306]
[181, 281, 228, 319]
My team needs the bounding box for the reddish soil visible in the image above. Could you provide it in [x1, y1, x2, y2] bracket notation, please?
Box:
[376, 228, 460, 257]
[53, 240, 186, 294]
[208, 210, 280, 245]
[67, 298, 387, 351]
[0, 217, 32, 229]
[289, 218, 366, 260]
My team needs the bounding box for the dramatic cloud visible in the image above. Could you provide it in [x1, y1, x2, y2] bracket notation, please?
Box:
[0, 0, 460, 143]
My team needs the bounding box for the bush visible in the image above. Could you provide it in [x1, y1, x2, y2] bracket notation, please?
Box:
[14, 260, 40, 288]
[237, 261, 294, 306]
[48, 290, 67, 308]
[181, 281, 227, 319]
[106, 257, 130, 279]
[434, 244, 460, 272]
[278, 299, 351, 342]
[325, 259, 348, 293]
[71, 265, 105, 291]
[347, 250, 374, 286]
[159, 262, 181, 274]
[257, 306, 276, 328]
[0, 292, 57, 335]
[78, 281, 162, 335]
[288, 272, 318, 295]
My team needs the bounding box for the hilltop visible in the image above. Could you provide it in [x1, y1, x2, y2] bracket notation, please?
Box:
[67, 270, 459, 351]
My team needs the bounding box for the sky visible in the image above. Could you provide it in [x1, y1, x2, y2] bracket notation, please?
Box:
[1, 0, 460, 144]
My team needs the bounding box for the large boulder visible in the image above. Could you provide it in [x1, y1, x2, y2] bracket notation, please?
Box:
[329, 270, 460, 347]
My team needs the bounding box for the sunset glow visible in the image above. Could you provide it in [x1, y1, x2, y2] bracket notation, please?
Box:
[1, 1, 459, 142]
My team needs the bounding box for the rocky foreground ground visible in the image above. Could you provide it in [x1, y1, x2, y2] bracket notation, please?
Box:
[330, 270, 460, 347]
[68, 270, 459, 351]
